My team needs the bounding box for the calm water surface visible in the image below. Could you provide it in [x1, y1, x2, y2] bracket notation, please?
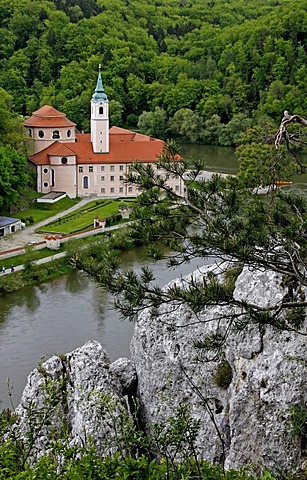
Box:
[180, 144, 238, 174]
[0, 247, 212, 409]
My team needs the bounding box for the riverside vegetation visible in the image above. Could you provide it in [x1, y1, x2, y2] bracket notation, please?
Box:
[0, 197, 135, 293]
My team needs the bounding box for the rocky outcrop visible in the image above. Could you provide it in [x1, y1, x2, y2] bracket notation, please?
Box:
[130, 264, 306, 474]
[15, 341, 137, 461]
[15, 264, 306, 475]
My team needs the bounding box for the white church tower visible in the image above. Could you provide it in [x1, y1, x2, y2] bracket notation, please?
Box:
[91, 66, 109, 153]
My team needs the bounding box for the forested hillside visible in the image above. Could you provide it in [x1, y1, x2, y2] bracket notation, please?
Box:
[0, 0, 306, 143]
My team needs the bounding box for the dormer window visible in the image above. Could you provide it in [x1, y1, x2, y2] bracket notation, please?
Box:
[52, 130, 60, 139]
[61, 157, 68, 164]
[38, 130, 44, 138]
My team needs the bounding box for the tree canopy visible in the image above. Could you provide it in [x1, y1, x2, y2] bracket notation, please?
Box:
[0, 0, 305, 142]
[0, 88, 30, 214]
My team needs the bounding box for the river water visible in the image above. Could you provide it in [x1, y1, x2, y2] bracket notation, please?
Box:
[1, 144, 306, 409]
[0, 247, 213, 409]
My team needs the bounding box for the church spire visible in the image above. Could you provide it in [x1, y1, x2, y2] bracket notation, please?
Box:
[91, 65, 109, 153]
[92, 65, 108, 103]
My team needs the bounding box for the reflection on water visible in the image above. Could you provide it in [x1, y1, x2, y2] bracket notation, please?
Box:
[180, 144, 238, 174]
[65, 269, 90, 293]
[180, 145, 307, 194]
[0, 250, 210, 409]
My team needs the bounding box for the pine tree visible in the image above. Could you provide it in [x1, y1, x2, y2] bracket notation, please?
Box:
[78, 114, 307, 351]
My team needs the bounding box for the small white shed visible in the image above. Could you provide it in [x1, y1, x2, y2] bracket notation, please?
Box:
[0, 216, 22, 237]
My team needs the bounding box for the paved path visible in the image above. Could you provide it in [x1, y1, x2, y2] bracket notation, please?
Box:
[0, 197, 97, 252]
[1, 251, 67, 275]
[0, 170, 232, 253]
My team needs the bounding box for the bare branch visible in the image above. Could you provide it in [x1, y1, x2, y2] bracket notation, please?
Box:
[275, 111, 307, 148]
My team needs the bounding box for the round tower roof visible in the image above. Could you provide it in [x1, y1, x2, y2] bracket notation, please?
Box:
[23, 105, 76, 128]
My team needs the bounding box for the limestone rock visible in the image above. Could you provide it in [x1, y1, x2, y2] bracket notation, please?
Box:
[109, 357, 137, 395]
[14, 263, 306, 476]
[131, 264, 306, 474]
[15, 340, 135, 461]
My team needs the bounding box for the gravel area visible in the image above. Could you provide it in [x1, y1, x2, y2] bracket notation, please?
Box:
[0, 197, 96, 253]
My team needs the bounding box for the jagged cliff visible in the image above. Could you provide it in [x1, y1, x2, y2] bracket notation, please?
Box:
[15, 264, 306, 474]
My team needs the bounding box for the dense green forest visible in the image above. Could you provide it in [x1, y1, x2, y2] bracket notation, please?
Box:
[0, 0, 306, 213]
[0, 0, 306, 144]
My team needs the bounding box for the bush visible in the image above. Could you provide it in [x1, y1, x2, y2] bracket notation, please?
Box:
[105, 213, 122, 227]
[214, 360, 233, 389]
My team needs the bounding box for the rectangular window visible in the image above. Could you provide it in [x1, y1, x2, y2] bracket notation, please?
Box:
[119, 175, 124, 181]
[128, 187, 132, 193]
[119, 187, 123, 193]
[110, 187, 114, 193]
[101, 176, 105, 182]
[110, 176, 114, 182]
[89, 166, 93, 173]
[110, 165, 115, 172]
[119, 165, 124, 171]
[101, 187, 105, 194]
[175, 185, 179, 191]
[101, 166, 105, 172]
[79, 166, 83, 173]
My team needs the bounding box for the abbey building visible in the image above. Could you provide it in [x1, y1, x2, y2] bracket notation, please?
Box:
[24, 70, 183, 199]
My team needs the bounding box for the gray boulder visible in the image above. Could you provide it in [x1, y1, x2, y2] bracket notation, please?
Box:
[130, 264, 306, 474]
[15, 340, 136, 461]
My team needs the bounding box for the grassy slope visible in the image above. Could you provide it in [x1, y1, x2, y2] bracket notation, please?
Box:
[39, 199, 122, 234]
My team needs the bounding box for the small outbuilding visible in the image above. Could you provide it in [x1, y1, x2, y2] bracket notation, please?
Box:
[0, 216, 22, 237]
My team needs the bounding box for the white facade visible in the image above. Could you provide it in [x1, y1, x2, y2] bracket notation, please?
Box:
[28, 125, 76, 154]
[90, 70, 109, 153]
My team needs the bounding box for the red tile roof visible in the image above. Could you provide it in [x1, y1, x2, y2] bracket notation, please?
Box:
[30, 128, 164, 165]
[24, 105, 76, 128]
[30, 142, 77, 165]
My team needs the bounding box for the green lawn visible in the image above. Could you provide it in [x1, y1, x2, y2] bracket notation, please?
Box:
[37, 199, 125, 235]
[13, 197, 80, 225]
[0, 247, 64, 270]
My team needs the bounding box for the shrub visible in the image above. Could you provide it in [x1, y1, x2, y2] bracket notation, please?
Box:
[214, 360, 233, 389]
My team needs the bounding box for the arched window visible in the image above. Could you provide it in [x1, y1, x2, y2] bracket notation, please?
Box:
[28, 129, 32, 137]
[83, 176, 89, 189]
[99, 106, 104, 115]
[51, 169, 55, 187]
[52, 130, 60, 139]
[38, 130, 44, 138]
